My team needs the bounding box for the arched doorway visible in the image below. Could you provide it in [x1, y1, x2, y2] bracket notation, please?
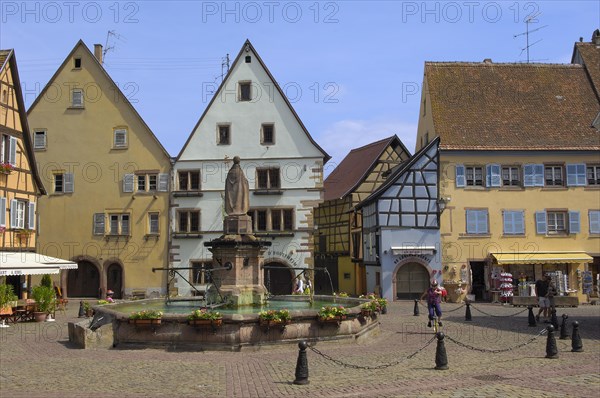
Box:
[263, 261, 293, 295]
[395, 262, 430, 299]
[68, 261, 100, 297]
[106, 263, 123, 299]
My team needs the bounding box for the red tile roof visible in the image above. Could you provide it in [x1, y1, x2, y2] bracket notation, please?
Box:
[425, 61, 600, 150]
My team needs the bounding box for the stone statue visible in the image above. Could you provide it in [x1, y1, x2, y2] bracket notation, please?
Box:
[224, 156, 249, 215]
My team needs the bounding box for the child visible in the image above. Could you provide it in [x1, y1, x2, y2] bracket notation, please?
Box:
[106, 290, 115, 303]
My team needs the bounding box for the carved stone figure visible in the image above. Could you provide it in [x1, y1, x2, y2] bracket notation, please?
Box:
[224, 156, 249, 215]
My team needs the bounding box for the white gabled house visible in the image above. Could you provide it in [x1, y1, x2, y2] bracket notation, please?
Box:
[172, 40, 329, 296]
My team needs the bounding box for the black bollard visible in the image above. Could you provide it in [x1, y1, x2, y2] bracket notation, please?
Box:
[545, 325, 558, 359]
[434, 332, 449, 370]
[293, 341, 310, 385]
[559, 314, 569, 340]
[78, 300, 85, 318]
[571, 321, 583, 352]
[465, 302, 472, 321]
[413, 299, 419, 316]
[550, 308, 559, 330]
[527, 306, 537, 327]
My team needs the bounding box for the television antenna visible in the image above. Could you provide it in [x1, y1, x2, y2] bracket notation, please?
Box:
[103, 30, 126, 63]
[513, 13, 547, 63]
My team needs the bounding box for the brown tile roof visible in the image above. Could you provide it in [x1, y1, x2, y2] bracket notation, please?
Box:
[425, 62, 600, 150]
[574, 42, 600, 97]
[324, 136, 403, 201]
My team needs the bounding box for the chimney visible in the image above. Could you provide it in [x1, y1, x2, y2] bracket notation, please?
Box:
[94, 44, 103, 64]
[593, 29, 600, 45]
[483, 58, 493, 64]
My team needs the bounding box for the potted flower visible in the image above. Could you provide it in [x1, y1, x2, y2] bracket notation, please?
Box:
[376, 298, 388, 314]
[360, 300, 378, 318]
[82, 301, 94, 317]
[317, 305, 348, 324]
[128, 309, 163, 326]
[187, 309, 223, 328]
[31, 285, 56, 322]
[258, 309, 291, 330]
[0, 162, 13, 175]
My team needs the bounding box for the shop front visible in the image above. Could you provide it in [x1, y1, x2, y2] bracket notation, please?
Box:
[488, 252, 593, 306]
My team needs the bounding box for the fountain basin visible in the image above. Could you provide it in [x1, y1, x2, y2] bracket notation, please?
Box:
[84, 295, 381, 351]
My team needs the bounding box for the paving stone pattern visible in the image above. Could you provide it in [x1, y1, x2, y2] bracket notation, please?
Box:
[1, 301, 598, 397]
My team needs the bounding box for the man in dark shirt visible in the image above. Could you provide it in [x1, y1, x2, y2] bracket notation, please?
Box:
[535, 275, 551, 322]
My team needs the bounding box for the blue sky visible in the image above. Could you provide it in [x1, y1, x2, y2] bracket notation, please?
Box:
[1, 1, 598, 172]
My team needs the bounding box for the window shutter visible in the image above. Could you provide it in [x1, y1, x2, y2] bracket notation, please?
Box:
[455, 165, 465, 187]
[10, 199, 17, 228]
[535, 211, 547, 234]
[590, 211, 600, 234]
[9, 137, 17, 166]
[0, 197, 6, 227]
[524, 164, 533, 186]
[28, 202, 35, 230]
[566, 164, 586, 186]
[514, 211, 524, 234]
[477, 210, 488, 233]
[534, 164, 544, 186]
[486, 164, 501, 187]
[503, 211, 512, 234]
[123, 174, 134, 193]
[466, 210, 476, 233]
[93, 213, 105, 235]
[64, 173, 74, 193]
[569, 211, 580, 234]
[158, 173, 169, 192]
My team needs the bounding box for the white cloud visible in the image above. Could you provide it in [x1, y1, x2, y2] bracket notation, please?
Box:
[318, 119, 418, 176]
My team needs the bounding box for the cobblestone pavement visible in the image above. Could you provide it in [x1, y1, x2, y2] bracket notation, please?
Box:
[1, 300, 599, 397]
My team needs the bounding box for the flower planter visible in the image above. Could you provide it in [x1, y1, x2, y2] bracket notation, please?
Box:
[360, 309, 372, 318]
[33, 311, 47, 322]
[259, 319, 291, 331]
[317, 315, 347, 327]
[188, 318, 223, 333]
[129, 318, 162, 327]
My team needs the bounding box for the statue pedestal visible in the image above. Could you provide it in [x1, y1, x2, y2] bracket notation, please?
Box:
[224, 215, 253, 235]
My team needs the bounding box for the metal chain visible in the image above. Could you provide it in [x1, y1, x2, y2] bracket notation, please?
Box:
[307, 335, 436, 370]
[444, 328, 547, 353]
[470, 304, 528, 317]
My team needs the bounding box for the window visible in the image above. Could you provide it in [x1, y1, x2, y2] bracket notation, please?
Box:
[74, 58, 81, 68]
[33, 130, 46, 150]
[114, 129, 127, 148]
[1, 134, 17, 165]
[1, 89, 6, 103]
[256, 168, 280, 189]
[261, 124, 274, 145]
[247, 208, 293, 232]
[177, 210, 200, 233]
[502, 166, 521, 186]
[239, 82, 251, 101]
[190, 261, 213, 285]
[486, 164, 501, 187]
[71, 89, 83, 107]
[503, 210, 525, 235]
[465, 166, 483, 186]
[10, 200, 26, 229]
[135, 174, 158, 192]
[535, 210, 580, 235]
[148, 212, 159, 234]
[587, 165, 600, 185]
[566, 164, 586, 186]
[218, 124, 230, 145]
[124, 173, 168, 193]
[178, 170, 200, 191]
[466, 209, 488, 234]
[109, 213, 130, 235]
[54, 173, 74, 193]
[245, 56, 251, 63]
[545, 165, 563, 186]
[589, 210, 600, 234]
[137, 175, 146, 192]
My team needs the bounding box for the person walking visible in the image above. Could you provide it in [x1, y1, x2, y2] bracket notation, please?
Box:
[535, 275, 551, 322]
[420, 280, 443, 327]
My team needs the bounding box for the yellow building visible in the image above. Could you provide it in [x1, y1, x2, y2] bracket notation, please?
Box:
[315, 136, 410, 295]
[27, 41, 171, 299]
[415, 32, 600, 304]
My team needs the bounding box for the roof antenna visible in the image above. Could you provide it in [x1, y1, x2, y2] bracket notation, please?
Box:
[513, 13, 547, 63]
[220, 53, 230, 83]
[103, 30, 126, 63]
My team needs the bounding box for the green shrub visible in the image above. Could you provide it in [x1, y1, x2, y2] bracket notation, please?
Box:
[31, 285, 56, 313]
[40, 274, 52, 288]
[0, 283, 18, 308]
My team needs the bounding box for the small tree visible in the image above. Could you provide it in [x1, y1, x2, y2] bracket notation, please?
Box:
[31, 286, 56, 313]
[0, 283, 18, 308]
[40, 274, 52, 288]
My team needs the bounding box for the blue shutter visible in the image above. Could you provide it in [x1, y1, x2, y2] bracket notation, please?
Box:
[9, 137, 17, 166]
[9, 199, 17, 228]
[569, 211, 580, 234]
[455, 165, 465, 187]
[514, 211, 524, 234]
[123, 174, 134, 193]
[0, 197, 6, 227]
[566, 164, 586, 186]
[477, 210, 488, 233]
[466, 210, 476, 233]
[486, 164, 501, 187]
[590, 211, 600, 234]
[524, 164, 534, 186]
[535, 211, 547, 234]
[503, 211, 511, 234]
[533, 164, 544, 186]
[158, 173, 169, 192]
[28, 202, 35, 230]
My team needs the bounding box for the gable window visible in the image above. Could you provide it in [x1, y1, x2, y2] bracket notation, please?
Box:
[466, 209, 488, 234]
[239, 82, 251, 101]
[71, 89, 84, 107]
[217, 124, 230, 145]
[544, 165, 563, 186]
[589, 210, 600, 234]
[148, 212, 159, 234]
[178, 210, 200, 233]
[535, 210, 580, 235]
[54, 172, 74, 193]
[33, 130, 47, 150]
[245, 55, 251, 63]
[261, 124, 275, 145]
[503, 210, 525, 235]
[256, 167, 280, 189]
[587, 165, 600, 185]
[74, 58, 82, 68]
[113, 129, 127, 148]
[109, 213, 130, 235]
[190, 261, 213, 285]
[178, 170, 200, 191]
[502, 166, 520, 186]
[465, 166, 483, 186]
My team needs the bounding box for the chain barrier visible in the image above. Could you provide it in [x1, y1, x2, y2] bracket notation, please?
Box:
[444, 327, 547, 353]
[307, 335, 436, 370]
[470, 304, 528, 318]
